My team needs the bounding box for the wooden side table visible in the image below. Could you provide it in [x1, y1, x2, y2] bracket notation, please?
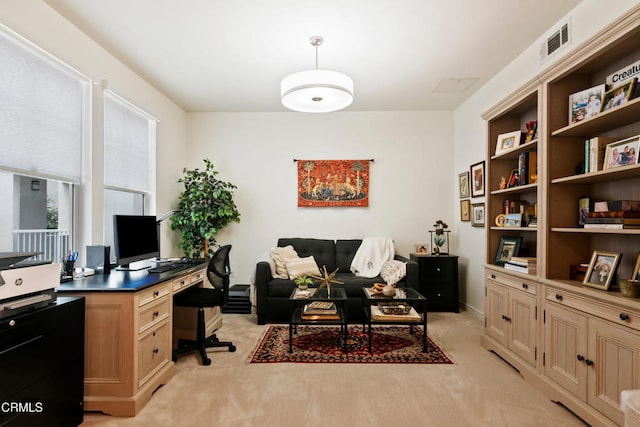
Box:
[410, 254, 459, 312]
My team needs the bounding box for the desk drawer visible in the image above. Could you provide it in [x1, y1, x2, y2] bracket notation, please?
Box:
[486, 269, 536, 296]
[138, 321, 170, 387]
[190, 269, 205, 285]
[138, 298, 170, 334]
[172, 275, 191, 293]
[545, 287, 640, 332]
[138, 283, 171, 308]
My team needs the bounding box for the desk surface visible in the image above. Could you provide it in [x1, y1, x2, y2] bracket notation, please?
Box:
[56, 261, 207, 293]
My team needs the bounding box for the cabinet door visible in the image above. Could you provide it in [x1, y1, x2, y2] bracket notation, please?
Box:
[508, 290, 536, 366]
[587, 318, 640, 425]
[544, 303, 588, 400]
[485, 282, 508, 346]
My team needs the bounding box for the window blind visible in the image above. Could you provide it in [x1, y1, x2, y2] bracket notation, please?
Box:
[0, 28, 86, 181]
[104, 92, 153, 192]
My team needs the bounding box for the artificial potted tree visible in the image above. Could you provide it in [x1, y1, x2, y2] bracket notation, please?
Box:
[170, 159, 240, 259]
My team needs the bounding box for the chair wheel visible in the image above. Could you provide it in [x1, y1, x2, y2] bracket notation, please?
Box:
[229, 345, 236, 352]
[203, 357, 212, 366]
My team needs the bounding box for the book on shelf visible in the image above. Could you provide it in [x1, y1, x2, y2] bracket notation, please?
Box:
[504, 262, 536, 274]
[593, 200, 640, 212]
[587, 137, 616, 173]
[585, 217, 640, 225]
[518, 152, 529, 186]
[509, 256, 537, 266]
[584, 139, 590, 173]
[587, 210, 640, 218]
[504, 199, 527, 215]
[583, 223, 640, 229]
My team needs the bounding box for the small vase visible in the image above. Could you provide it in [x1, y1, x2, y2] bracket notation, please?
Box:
[297, 283, 308, 291]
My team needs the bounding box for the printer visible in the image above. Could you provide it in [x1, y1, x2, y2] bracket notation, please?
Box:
[0, 253, 60, 320]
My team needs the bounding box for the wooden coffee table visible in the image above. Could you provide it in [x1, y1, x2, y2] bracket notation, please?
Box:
[361, 287, 428, 352]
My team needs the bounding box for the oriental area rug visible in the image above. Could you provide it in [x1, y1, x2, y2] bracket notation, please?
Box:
[248, 325, 454, 364]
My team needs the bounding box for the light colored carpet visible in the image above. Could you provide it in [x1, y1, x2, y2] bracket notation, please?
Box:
[81, 311, 587, 427]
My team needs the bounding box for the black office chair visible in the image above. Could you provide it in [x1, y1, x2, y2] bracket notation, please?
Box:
[172, 244, 236, 365]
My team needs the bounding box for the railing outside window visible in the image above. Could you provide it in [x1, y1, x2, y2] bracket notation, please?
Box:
[12, 229, 71, 263]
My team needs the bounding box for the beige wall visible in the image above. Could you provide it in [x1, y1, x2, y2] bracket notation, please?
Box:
[186, 111, 454, 285]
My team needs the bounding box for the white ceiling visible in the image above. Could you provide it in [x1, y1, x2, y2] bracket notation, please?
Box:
[43, 0, 581, 112]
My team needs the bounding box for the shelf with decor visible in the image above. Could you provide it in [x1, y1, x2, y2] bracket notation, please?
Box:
[484, 87, 540, 269]
[482, 7, 640, 426]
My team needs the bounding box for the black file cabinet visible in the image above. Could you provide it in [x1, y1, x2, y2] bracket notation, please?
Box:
[0, 297, 85, 427]
[410, 254, 459, 312]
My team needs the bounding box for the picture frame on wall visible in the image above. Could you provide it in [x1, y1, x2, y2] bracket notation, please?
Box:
[471, 203, 485, 227]
[458, 171, 470, 198]
[583, 251, 621, 290]
[495, 131, 522, 156]
[603, 135, 640, 170]
[470, 161, 485, 198]
[569, 84, 605, 123]
[460, 199, 471, 222]
[494, 236, 523, 266]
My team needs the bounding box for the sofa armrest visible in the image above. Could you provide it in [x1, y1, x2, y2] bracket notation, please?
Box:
[395, 255, 419, 290]
[255, 261, 272, 324]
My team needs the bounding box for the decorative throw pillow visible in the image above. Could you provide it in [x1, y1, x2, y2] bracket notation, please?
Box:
[286, 256, 321, 280]
[270, 245, 298, 279]
[380, 260, 406, 285]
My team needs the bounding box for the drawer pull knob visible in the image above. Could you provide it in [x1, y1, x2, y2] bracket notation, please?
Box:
[9, 319, 16, 327]
[555, 294, 562, 301]
[491, 274, 496, 279]
[586, 359, 594, 366]
[577, 354, 585, 362]
[620, 313, 630, 321]
[153, 311, 159, 317]
[153, 291, 159, 297]
[153, 348, 159, 354]
[522, 283, 528, 289]
[436, 268, 441, 272]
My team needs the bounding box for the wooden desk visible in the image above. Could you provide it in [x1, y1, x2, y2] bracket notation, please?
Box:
[56, 262, 219, 417]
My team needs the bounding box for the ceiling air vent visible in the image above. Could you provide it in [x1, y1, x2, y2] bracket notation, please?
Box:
[541, 21, 570, 61]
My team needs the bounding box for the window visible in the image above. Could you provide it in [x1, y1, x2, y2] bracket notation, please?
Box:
[103, 91, 156, 258]
[0, 26, 90, 262]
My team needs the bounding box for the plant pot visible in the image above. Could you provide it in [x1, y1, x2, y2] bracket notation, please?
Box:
[621, 279, 640, 298]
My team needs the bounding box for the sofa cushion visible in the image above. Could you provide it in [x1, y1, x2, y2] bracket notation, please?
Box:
[270, 245, 298, 279]
[286, 256, 321, 279]
[380, 259, 406, 285]
[335, 239, 362, 272]
[278, 238, 336, 272]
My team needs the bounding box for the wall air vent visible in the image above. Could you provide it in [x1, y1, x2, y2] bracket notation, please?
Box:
[541, 20, 570, 62]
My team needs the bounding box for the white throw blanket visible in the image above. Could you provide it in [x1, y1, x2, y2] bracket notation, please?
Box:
[350, 237, 395, 278]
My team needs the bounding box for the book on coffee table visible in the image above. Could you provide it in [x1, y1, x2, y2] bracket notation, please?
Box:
[370, 305, 420, 322]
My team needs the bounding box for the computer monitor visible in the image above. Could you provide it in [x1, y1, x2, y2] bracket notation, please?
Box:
[113, 215, 160, 271]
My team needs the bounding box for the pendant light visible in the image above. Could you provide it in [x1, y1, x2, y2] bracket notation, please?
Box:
[281, 36, 353, 113]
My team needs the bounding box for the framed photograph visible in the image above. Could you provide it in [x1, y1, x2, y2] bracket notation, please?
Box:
[583, 251, 621, 290]
[471, 203, 485, 227]
[504, 213, 522, 227]
[569, 84, 605, 123]
[633, 252, 640, 280]
[414, 243, 430, 255]
[494, 236, 523, 266]
[470, 161, 485, 198]
[495, 131, 522, 156]
[601, 78, 637, 112]
[494, 213, 506, 227]
[578, 196, 590, 226]
[460, 199, 471, 221]
[458, 171, 470, 198]
[603, 135, 640, 170]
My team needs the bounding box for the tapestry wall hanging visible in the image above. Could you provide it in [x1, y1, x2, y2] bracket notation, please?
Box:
[297, 159, 370, 207]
